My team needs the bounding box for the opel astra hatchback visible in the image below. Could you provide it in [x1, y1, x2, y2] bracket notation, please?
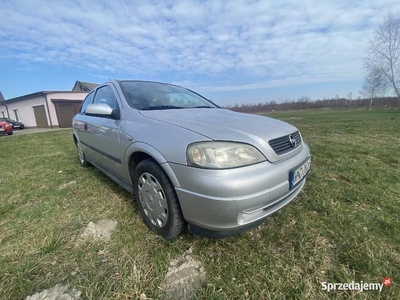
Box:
[73, 80, 311, 239]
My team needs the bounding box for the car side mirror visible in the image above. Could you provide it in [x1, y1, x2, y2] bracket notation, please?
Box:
[84, 103, 120, 119]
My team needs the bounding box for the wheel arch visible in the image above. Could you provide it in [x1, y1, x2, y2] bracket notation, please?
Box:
[72, 132, 79, 145]
[125, 142, 181, 188]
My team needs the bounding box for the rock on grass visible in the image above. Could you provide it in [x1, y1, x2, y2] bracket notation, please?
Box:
[80, 219, 118, 242]
[25, 284, 81, 300]
[161, 248, 206, 300]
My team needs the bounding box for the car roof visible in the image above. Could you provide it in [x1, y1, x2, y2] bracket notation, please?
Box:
[105, 80, 186, 90]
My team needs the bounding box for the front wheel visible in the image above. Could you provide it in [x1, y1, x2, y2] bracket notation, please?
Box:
[134, 159, 186, 239]
[7, 132, 13, 135]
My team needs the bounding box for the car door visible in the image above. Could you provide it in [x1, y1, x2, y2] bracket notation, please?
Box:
[85, 84, 125, 178]
[74, 91, 95, 159]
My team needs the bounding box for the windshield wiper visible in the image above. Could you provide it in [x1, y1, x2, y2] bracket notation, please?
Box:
[192, 106, 215, 108]
[141, 105, 184, 110]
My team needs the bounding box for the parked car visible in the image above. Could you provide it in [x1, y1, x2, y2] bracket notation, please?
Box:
[0, 121, 13, 135]
[73, 80, 311, 239]
[0, 118, 25, 129]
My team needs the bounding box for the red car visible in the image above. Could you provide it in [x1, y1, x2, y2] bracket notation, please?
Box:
[0, 121, 13, 135]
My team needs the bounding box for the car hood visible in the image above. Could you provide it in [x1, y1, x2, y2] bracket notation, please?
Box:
[139, 108, 300, 161]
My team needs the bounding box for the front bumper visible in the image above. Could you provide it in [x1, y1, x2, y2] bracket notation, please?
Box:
[12, 123, 24, 129]
[169, 143, 310, 237]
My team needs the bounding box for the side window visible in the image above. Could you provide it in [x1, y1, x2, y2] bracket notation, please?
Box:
[93, 86, 119, 110]
[80, 91, 94, 114]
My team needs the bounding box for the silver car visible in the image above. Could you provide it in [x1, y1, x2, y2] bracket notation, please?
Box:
[72, 80, 311, 239]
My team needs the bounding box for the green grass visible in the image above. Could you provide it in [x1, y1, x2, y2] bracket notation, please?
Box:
[0, 108, 399, 299]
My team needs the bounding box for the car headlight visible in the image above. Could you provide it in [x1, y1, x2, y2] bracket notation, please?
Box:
[187, 142, 266, 169]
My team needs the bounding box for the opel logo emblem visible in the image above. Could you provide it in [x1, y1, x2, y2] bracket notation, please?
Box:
[289, 134, 297, 147]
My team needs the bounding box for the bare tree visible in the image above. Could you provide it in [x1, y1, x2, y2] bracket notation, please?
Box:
[365, 12, 400, 98]
[360, 68, 385, 109]
[347, 92, 353, 100]
[297, 96, 311, 102]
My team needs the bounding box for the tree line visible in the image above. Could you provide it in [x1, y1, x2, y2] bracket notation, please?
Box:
[224, 96, 400, 113]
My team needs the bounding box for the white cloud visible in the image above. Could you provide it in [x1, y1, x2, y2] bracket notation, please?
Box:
[1, 0, 400, 96]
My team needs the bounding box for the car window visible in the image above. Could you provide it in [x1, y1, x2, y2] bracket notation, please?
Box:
[93, 85, 119, 110]
[120, 81, 217, 110]
[80, 91, 94, 114]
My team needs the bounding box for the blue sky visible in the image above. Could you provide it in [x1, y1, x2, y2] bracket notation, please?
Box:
[1, 0, 399, 106]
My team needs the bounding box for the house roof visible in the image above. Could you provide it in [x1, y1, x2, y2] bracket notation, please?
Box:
[72, 81, 99, 92]
[2, 91, 87, 104]
[0, 91, 5, 102]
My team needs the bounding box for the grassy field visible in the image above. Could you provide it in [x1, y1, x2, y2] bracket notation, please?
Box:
[0, 108, 399, 299]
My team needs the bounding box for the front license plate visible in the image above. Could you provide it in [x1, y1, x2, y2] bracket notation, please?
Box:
[289, 157, 311, 189]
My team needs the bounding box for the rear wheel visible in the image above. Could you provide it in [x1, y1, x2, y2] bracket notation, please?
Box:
[134, 159, 186, 239]
[76, 140, 90, 167]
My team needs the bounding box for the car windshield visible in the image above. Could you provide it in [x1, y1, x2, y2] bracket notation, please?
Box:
[120, 81, 217, 110]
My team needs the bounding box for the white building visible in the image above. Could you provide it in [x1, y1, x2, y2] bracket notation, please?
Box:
[0, 81, 97, 128]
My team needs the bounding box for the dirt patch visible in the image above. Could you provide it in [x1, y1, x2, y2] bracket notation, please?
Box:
[25, 284, 81, 300]
[59, 180, 77, 190]
[80, 219, 118, 242]
[161, 248, 206, 300]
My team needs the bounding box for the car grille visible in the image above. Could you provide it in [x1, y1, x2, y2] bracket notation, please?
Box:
[268, 131, 302, 155]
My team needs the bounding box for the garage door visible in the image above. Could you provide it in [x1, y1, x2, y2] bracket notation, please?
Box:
[55, 101, 82, 128]
[33, 105, 48, 128]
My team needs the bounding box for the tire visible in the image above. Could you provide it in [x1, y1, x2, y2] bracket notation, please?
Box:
[7, 132, 13, 135]
[76, 140, 90, 167]
[133, 159, 186, 239]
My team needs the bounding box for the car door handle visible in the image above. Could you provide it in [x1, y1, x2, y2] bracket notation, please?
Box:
[84, 123, 88, 131]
